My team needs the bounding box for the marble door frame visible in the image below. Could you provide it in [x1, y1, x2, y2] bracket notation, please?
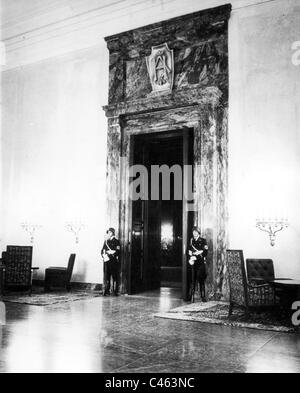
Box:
[103, 4, 232, 299]
[104, 93, 229, 299]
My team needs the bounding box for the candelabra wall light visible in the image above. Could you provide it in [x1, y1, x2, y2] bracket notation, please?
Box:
[66, 221, 85, 244]
[256, 218, 289, 247]
[21, 223, 42, 244]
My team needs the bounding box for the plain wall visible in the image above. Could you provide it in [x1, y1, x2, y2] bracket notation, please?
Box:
[1, 46, 108, 282]
[229, 0, 300, 279]
[1, 0, 300, 283]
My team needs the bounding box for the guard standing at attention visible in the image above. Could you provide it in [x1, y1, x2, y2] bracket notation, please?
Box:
[101, 228, 121, 296]
[187, 227, 209, 302]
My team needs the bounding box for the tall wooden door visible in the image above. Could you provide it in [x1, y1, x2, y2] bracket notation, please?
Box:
[128, 130, 193, 298]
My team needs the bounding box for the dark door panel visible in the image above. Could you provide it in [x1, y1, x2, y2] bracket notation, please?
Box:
[129, 130, 194, 297]
[129, 220, 144, 294]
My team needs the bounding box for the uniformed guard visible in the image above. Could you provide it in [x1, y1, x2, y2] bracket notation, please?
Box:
[187, 227, 209, 302]
[101, 228, 121, 296]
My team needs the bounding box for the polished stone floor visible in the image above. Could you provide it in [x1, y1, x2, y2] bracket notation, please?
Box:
[0, 288, 299, 373]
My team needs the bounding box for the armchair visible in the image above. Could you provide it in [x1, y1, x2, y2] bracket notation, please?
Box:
[246, 259, 291, 284]
[246, 259, 275, 285]
[45, 254, 76, 292]
[1, 246, 38, 295]
[227, 250, 276, 317]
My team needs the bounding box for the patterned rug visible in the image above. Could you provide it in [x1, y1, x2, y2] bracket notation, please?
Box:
[155, 301, 296, 333]
[2, 290, 102, 306]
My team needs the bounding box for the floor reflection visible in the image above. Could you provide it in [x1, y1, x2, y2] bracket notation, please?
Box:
[0, 291, 299, 373]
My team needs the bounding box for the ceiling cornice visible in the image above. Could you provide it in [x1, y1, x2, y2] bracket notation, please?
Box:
[0, 0, 288, 71]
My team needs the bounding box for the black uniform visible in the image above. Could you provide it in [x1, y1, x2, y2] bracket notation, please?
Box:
[187, 236, 208, 300]
[101, 237, 121, 295]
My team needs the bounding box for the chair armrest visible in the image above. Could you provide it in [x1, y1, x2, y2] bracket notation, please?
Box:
[248, 282, 272, 290]
[31, 267, 39, 271]
[275, 278, 292, 281]
[249, 278, 266, 284]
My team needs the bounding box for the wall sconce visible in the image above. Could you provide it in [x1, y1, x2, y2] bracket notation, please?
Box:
[256, 218, 289, 247]
[21, 223, 42, 244]
[66, 221, 85, 244]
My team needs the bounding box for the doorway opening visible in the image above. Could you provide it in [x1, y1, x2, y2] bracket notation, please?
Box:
[129, 129, 194, 299]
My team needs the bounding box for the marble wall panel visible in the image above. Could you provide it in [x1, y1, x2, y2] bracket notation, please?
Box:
[106, 4, 231, 105]
[104, 5, 231, 298]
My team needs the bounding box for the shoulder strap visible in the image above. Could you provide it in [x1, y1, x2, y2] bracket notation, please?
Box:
[105, 240, 112, 252]
[191, 239, 200, 252]
[192, 244, 200, 252]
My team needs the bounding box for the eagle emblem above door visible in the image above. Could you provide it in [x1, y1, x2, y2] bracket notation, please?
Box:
[146, 43, 174, 94]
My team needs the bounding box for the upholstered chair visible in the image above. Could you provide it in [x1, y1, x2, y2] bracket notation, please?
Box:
[44, 254, 76, 292]
[246, 259, 275, 284]
[1, 246, 38, 295]
[227, 250, 276, 317]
